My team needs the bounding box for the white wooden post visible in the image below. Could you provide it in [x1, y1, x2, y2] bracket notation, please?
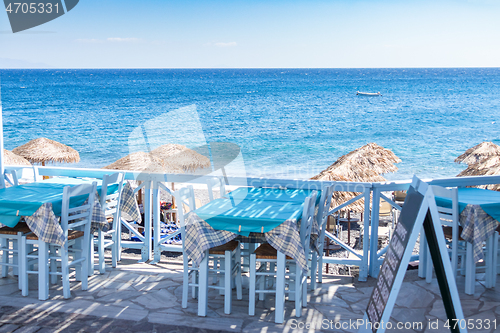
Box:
[152, 179, 161, 264]
[369, 188, 381, 277]
[141, 179, 152, 262]
[360, 186, 371, 281]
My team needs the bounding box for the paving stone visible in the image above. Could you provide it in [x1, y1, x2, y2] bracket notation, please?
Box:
[465, 310, 499, 333]
[97, 290, 144, 302]
[11, 326, 41, 333]
[394, 283, 435, 308]
[390, 308, 427, 328]
[0, 324, 19, 333]
[478, 300, 500, 312]
[313, 304, 364, 321]
[132, 279, 181, 292]
[147, 312, 243, 331]
[133, 288, 178, 309]
[0, 285, 20, 297]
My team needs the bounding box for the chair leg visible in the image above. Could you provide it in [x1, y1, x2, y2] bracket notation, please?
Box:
[258, 262, 265, 301]
[318, 250, 323, 283]
[17, 237, 24, 290]
[38, 242, 49, 301]
[425, 246, 433, 283]
[198, 251, 209, 317]
[275, 252, 286, 324]
[81, 235, 89, 291]
[311, 251, 318, 290]
[182, 255, 189, 308]
[235, 246, 242, 300]
[88, 236, 95, 277]
[98, 230, 106, 274]
[111, 230, 117, 268]
[295, 263, 302, 317]
[224, 250, 232, 314]
[12, 240, 18, 276]
[465, 242, 475, 295]
[49, 245, 57, 285]
[248, 254, 256, 316]
[21, 238, 28, 296]
[1, 238, 8, 278]
[61, 245, 71, 299]
[117, 218, 122, 262]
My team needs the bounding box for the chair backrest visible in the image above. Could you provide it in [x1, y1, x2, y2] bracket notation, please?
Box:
[206, 176, 226, 201]
[174, 185, 196, 229]
[100, 172, 125, 219]
[379, 200, 393, 217]
[3, 168, 22, 187]
[300, 191, 317, 252]
[316, 185, 334, 233]
[430, 185, 459, 227]
[60, 182, 97, 236]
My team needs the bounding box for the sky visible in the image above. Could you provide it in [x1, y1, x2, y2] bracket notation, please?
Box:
[0, 0, 500, 68]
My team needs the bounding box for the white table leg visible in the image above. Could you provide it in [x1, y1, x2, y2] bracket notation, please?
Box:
[38, 242, 49, 301]
[485, 234, 495, 288]
[465, 242, 475, 295]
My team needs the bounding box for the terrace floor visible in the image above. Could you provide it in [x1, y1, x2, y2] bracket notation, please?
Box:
[0, 256, 498, 333]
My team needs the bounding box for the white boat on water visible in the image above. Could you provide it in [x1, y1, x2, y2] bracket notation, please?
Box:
[356, 91, 381, 96]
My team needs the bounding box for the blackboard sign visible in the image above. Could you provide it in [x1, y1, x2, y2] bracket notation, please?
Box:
[359, 177, 466, 333]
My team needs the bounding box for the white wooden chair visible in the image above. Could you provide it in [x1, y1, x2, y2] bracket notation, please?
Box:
[311, 185, 334, 289]
[0, 222, 31, 289]
[426, 185, 463, 280]
[206, 176, 226, 201]
[249, 191, 317, 324]
[1, 169, 33, 288]
[178, 186, 242, 315]
[21, 182, 96, 300]
[90, 172, 124, 275]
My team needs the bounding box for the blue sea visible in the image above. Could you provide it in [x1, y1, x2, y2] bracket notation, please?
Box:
[0, 68, 499, 180]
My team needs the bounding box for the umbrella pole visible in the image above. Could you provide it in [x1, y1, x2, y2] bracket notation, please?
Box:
[42, 161, 49, 180]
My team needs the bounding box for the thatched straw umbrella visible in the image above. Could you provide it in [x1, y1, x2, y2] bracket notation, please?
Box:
[103, 151, 182, 205]
[3, 149, 31, 166]
[151, 144, 210, 173]
[455, 142, 500, 165]
[103, 152, 163, 173]
[457, 155, 500, 191]
[12, 137, 80, 166]
[312, 143, 400, 212]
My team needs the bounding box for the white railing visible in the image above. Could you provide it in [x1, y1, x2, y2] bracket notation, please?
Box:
[5, 165, 500, 281]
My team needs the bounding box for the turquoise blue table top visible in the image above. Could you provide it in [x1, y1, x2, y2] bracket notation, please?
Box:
[435, 188, 500, 222]
[194, 198, 305, 236]
[0, 179, 117, 228]
[224, 187, 321, 204]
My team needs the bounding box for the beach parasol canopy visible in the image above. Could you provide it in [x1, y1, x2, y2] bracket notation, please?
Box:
[12, 137, 80, 165]
[3, 149, 31, 166]
[457, 155, 500, 191]
[312, 143, 400, 183]
[102, 151, 181, 173]
[311, 143, 401, 212]
[455, 142, 500, 165]
[151, 144, 211, 173]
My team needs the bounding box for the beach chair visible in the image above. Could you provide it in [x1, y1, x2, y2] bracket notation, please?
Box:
[248, 191, 317, 324]
[21, 182, 96, 300]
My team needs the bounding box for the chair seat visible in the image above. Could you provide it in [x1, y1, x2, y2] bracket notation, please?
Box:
[209, 240, 239, 255]
[26, 230, 84, 241]
[0, 222, 31, 235]
[253, 243, 291, 260]
[442, 226, 465, 241]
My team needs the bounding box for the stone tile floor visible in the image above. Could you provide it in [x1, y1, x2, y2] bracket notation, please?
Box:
[0, 256, 498, 333]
